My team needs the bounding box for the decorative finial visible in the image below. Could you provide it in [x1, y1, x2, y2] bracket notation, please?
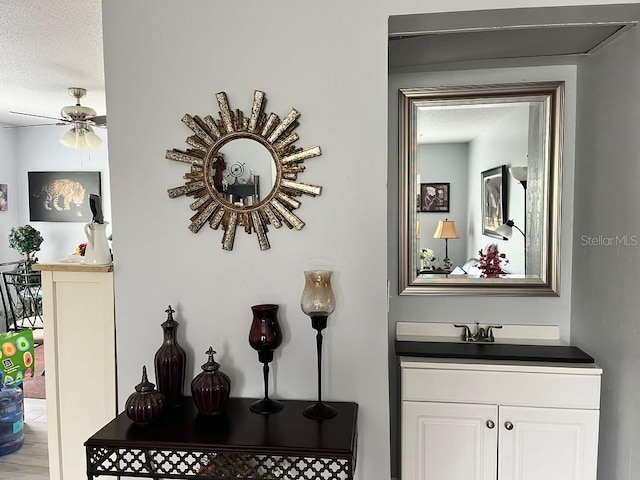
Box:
[201, 346, 220, 372]
[162, 305, 178, 328]
[135, 365, 156, 392]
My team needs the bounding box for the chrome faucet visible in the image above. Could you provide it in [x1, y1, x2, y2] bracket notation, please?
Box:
[454, 324, 472, 342]
[470, 323, 486, 342]
[454, 323, 502, 342]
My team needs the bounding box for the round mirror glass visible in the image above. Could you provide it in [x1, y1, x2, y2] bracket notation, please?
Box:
[211, 138, 277, 207]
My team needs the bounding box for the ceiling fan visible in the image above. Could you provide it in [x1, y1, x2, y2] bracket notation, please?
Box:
[9, 87, 107, 150]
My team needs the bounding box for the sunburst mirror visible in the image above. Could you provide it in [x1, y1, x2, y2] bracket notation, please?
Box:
[166, 90, 322, 250]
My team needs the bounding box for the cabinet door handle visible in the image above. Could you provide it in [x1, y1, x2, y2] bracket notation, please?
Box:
[504, 421, 514, 430]
[486, 420, 495, 429]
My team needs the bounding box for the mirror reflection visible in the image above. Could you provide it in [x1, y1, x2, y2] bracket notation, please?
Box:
[399, 82, 563, 295]
[212, 138, 276, 207]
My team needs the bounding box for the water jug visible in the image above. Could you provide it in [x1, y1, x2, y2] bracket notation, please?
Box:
[83, 222, 112, 265]
[0, 377, 24, 456]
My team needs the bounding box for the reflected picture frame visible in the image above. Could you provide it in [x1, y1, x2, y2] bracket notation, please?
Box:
[481, 166, 508, 239]
[420, 182, 450, 213]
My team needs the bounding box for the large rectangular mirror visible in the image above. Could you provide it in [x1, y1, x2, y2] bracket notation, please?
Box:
[399, 82, 564, 295]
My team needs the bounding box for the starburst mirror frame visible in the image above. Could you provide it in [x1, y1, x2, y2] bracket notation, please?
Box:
[166, 90, 322, 250]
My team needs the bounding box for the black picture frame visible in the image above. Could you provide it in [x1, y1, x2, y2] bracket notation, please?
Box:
[0, 184, 7, 212]
[420, 182, 450, 212]
[28, 171, 102, 222]
[481, 166, 508, 238]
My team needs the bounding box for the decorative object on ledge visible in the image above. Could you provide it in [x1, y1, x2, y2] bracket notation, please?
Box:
[300, 270, 337, 420]
[476, 244, 508, 278]
[419, 247, 435, 271]
[166, 89, 323, 251]
[154, 305, 186, 408]
[125, 366, 165, 425]
[191, 347, 231, 416]
[83, 194, 112, 265]
[248, 304, 283, 415]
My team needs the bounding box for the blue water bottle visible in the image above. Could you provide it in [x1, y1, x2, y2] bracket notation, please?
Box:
[0, 372, 24, 456]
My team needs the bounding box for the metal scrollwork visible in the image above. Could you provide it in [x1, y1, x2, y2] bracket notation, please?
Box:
[166, 90, 322, 251]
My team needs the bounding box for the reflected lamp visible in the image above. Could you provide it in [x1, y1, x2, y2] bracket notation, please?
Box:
[433, 219, 459, 265]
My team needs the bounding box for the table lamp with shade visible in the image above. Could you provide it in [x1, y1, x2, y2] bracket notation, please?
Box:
[433, 219, 459, 268]
[300, 270, 337, 420]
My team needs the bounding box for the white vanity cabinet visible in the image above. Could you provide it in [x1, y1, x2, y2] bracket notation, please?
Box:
[401, 358, 602, 480]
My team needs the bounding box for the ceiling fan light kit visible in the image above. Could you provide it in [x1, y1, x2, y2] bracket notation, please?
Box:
[60, 124, 102, 149]
[8, 86, 106, 150]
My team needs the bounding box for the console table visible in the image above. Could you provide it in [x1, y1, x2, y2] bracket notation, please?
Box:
[84, 397, 358, 480]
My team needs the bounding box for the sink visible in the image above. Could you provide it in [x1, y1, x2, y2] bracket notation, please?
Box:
[395, 322, 595, 363]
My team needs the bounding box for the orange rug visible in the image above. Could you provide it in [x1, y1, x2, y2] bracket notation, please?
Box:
[22, 344, 45, 399]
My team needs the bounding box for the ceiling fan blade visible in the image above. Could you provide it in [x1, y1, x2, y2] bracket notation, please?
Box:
[90, 115, 107, 126]
[9, 111, 69, 123]
[2, 122, 67, 128]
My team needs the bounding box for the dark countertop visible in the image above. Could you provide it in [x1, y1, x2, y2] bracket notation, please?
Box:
[395, 340, 595, 363]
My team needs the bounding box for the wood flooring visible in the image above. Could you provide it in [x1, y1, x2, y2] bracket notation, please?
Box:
[0, 397, 49, 479]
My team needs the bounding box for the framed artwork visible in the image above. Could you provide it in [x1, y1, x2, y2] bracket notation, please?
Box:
[28, 171, 101, 222]
[0, 184, 7, 211]
[481, 166, 508, 238]
[420, 183, 450, 212]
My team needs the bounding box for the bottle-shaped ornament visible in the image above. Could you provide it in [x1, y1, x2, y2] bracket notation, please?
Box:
[154, 305, 186, 408]
[125, 366, 165, 425]
[191, 347, 231, 415]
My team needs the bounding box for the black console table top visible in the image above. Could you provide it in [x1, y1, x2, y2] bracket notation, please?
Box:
[85, 397, 358, 480]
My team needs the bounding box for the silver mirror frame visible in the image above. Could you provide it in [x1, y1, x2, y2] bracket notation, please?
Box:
[399, 82, 564, 296]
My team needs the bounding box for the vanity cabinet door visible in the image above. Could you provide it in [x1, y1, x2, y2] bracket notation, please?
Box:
[402, 401, 498, 480]
[498, 406, 599, 480]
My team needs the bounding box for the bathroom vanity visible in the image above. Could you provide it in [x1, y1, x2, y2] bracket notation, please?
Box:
[397, 322, 602, 480]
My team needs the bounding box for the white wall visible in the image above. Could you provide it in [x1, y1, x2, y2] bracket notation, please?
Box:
[418, 143, 469, 267]
[12, 126, 111, 262]
[102, 2, 389, 480]
[0, 124, 21, 264]
[572, 24, 640, 480]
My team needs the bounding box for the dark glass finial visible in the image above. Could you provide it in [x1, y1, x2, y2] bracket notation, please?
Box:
[201, 347, 220, 372]
[162, 305, 178, 328]
[135, 366, 156, 393]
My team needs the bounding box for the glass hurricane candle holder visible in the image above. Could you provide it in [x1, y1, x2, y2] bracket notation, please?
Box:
[300, 270, 337, 420]
[248, 304, 283, 414]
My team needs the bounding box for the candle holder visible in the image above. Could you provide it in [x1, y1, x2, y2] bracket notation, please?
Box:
[300, 270, 337, 420]
[248, 304, 283, 414]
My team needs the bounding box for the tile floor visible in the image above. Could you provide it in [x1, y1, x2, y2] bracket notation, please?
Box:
[0, 397, 49, 479]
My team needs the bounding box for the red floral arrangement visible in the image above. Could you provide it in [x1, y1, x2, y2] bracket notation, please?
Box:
[476, 244, 508, 278]
[74, 243, 87, 256]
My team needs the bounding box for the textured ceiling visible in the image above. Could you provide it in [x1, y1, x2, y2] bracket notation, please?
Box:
[0, 0, 105, 127]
